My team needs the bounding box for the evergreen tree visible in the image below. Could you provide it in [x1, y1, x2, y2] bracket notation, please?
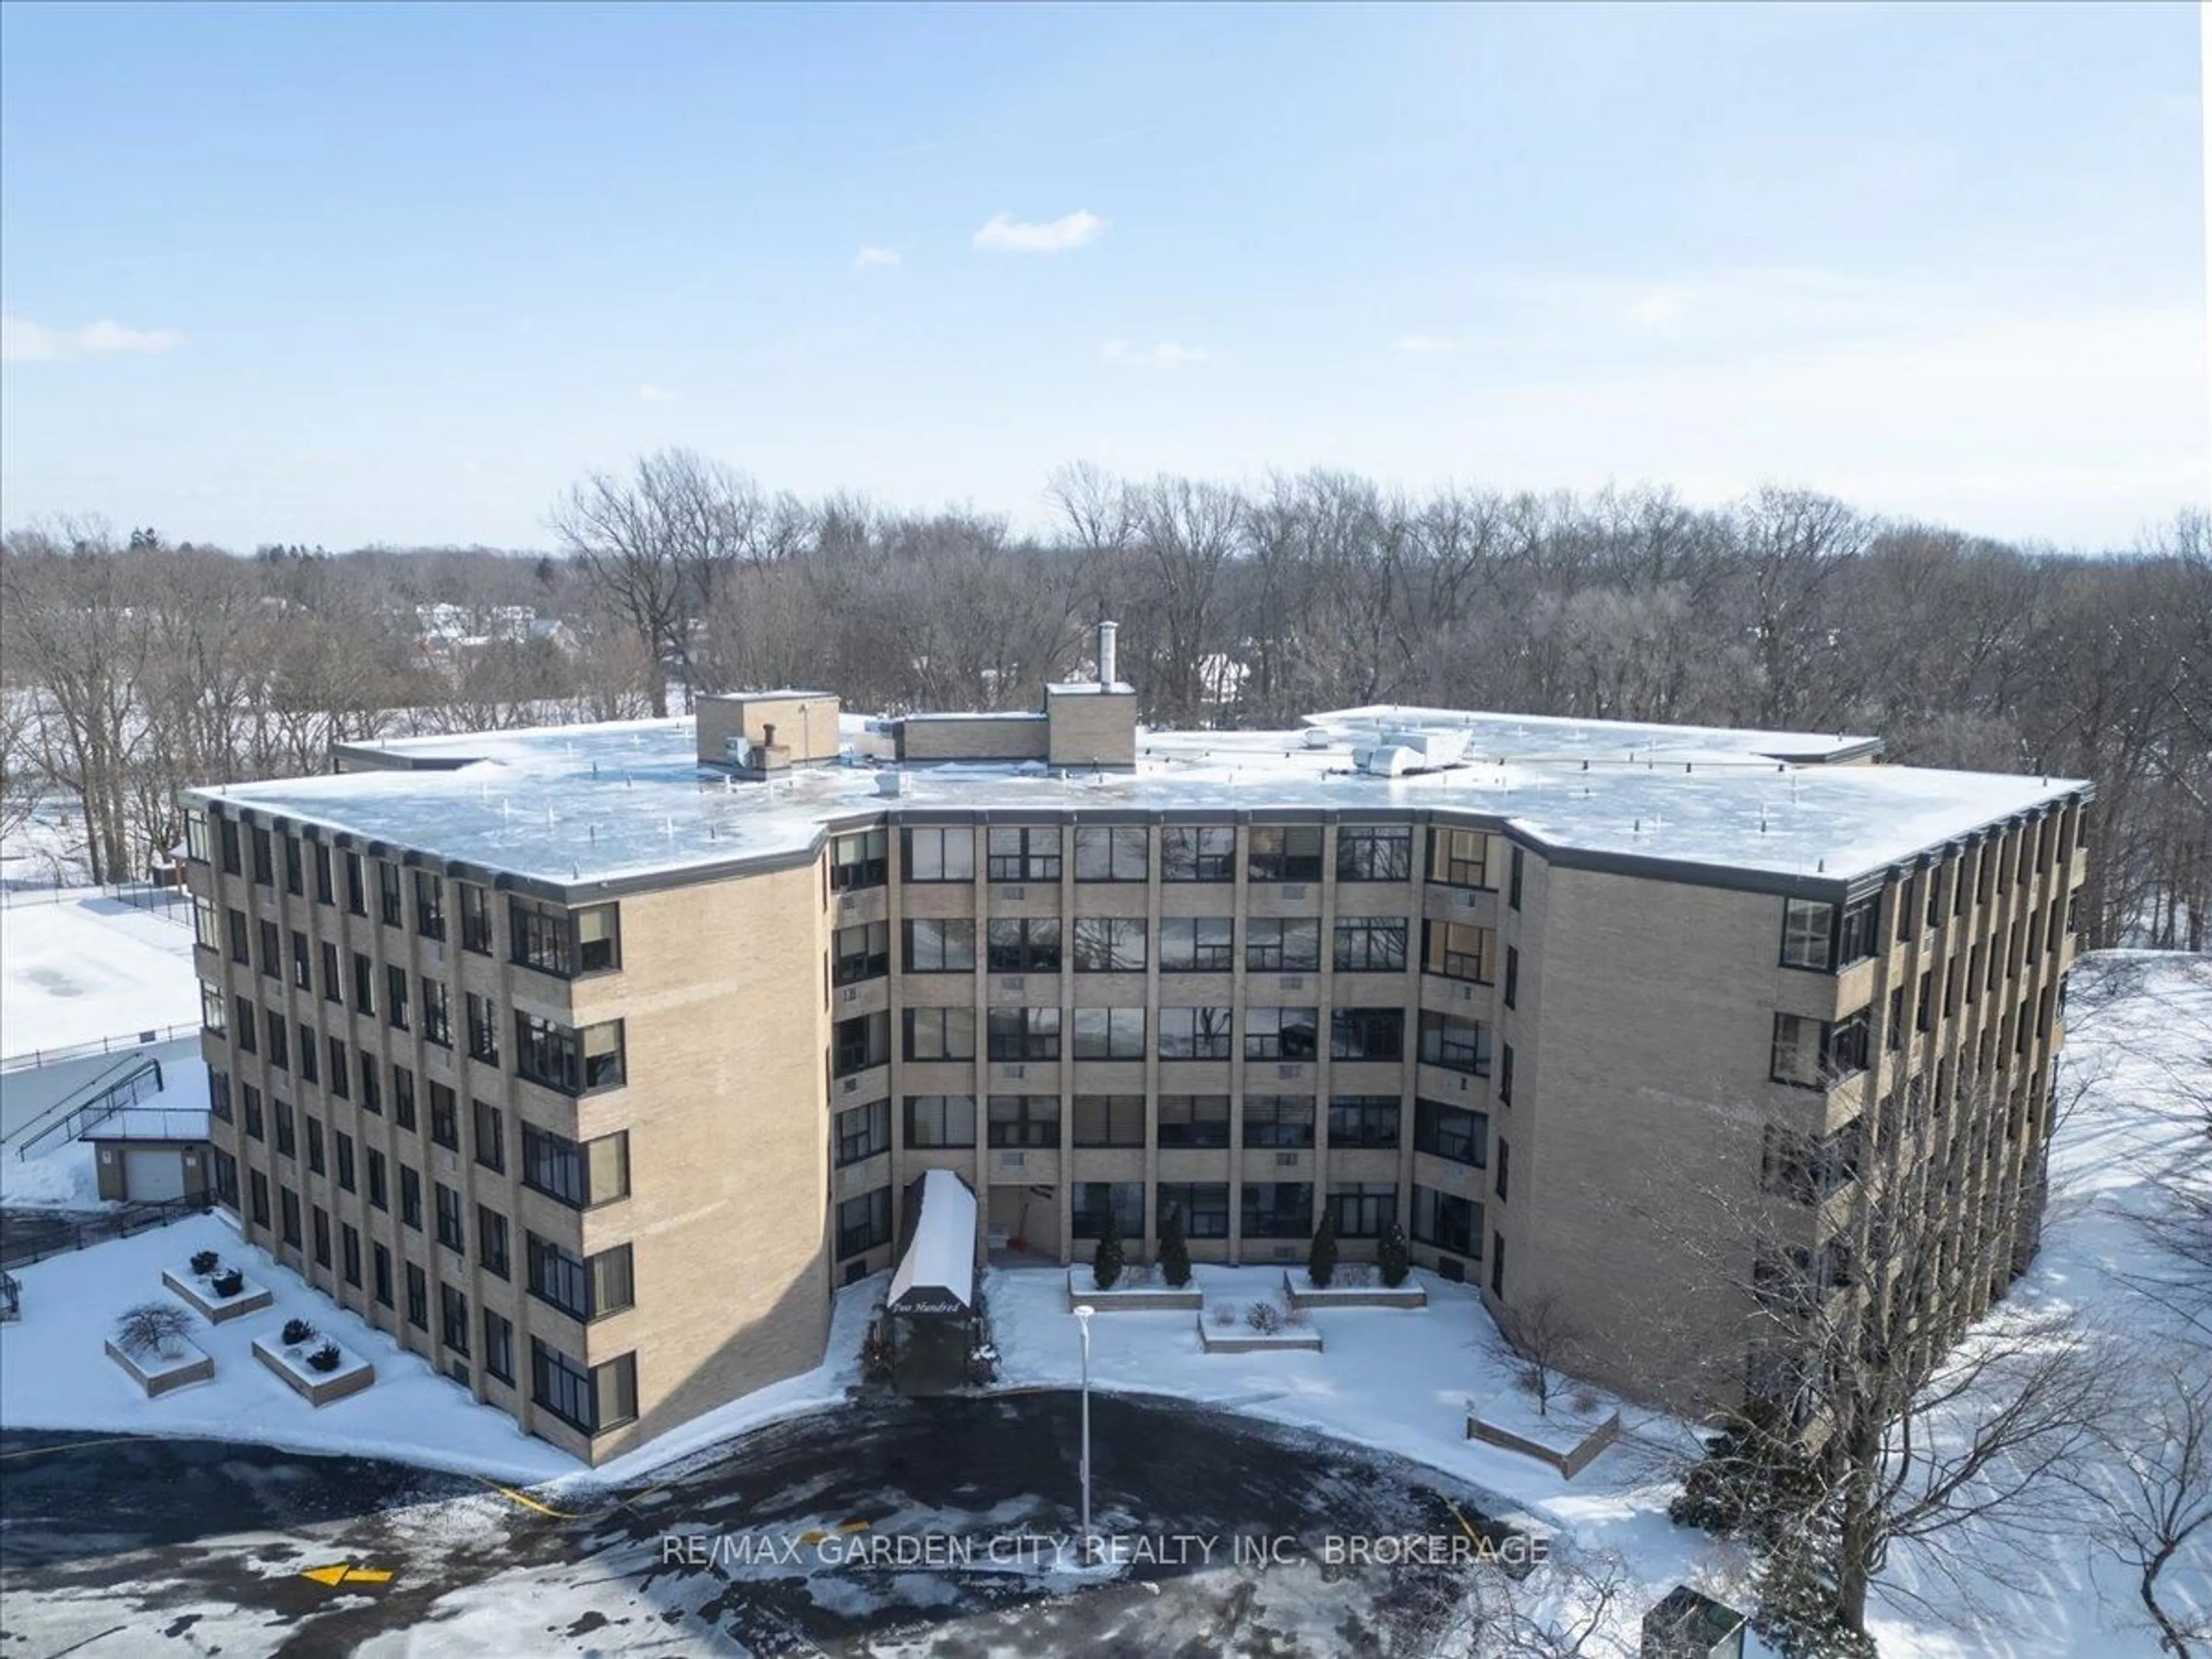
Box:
[1092, 1201, 1124, 1290]
[1307, 1203, 1339, 1287]
[1377, 1220, 1411, 1288]
[1157, 1203, 1191, 1288]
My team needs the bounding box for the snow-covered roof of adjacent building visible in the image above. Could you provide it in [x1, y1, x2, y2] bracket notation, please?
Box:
[887, 1168, 978, 1313]
[190, 704, 2088, 897]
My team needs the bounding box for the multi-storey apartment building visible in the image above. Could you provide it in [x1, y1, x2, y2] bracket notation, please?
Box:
[183, 635, 2089, 1463]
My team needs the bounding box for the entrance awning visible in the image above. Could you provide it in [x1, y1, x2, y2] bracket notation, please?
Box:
[887, 1169, 978, 1317]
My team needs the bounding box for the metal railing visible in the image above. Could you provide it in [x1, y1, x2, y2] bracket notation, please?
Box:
[0, 1270, 18, 1321]
[13, 1058, 168, 1160]
[0, 1023, 200, 1077]
[0, 1194, 213, 1273]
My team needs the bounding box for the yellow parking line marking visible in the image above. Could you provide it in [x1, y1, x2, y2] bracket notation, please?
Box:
[1440, 1496, 1482, 1546]
[0, 1435, 153, 1462]
[837, 1518, 871, 1533]
[472, 1476, 588, 1520]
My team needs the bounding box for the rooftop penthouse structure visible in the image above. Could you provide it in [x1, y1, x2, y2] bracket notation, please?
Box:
[183, 626, 2090, 1462]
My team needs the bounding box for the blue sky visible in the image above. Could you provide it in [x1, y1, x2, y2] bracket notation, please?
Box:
[1, 1, 2202, 551]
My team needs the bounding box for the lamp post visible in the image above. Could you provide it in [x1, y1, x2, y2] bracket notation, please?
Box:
[1073, 1302, 1096, 1555]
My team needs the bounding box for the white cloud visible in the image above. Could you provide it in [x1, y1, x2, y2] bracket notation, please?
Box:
[973, 210, 1108, 254]
[1101, 340, 1210, 368]
[2, 313, 184, 363]
[635, 383, 680, 405]
[1392, 334, 1458, 354]
[854, 244, 902, 270]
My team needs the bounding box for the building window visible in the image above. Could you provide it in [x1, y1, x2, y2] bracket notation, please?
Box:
[1156, 1094, 1231, 1147]
[341, 1223, 361, 1286]
[218, 817, 242, 876]
[304, 1035, 327, 1090]
[467, 993, 501, 1065]
[441, 1284, 471, 1355]
[521, 1126, 631, 1209]
[335, 1130, 355, 1192]
[834, 1010, 892, 1075]
[201, 983, 227, 1036]
[1157, 1005, 1232, 1060]
[833, 920, 891, 986]
[1508, 847, 1524, 910]
[1245, 1006, 1319, 1061]
[1331, 1182, 1397, 1239]
[528, 1236, 634, 1321]
[903, 1094, 976, 1149]
[1073, 1094, 1146, 1147]
[1414, 1097, 1488, 1165]
[1241, 1182, 1313, 1238]
[1243, 1094, 1315, 1149]
[414, 870, 446, 940]
[378, 860, 403, 926]
[986, 1094, 1059, 1147]
[1156, 1181, 1229, 1238]
[192, 896, 221, 952]
[1158, 916, 1234, 973]
[509, 898, 620, 978]
[459, 881, 494, 953]
[226, 907, 249, 965]
[351, 951, 376, 1014]
[185, 808, 210, 864]
[986, 825, 1062, 882]
[483, 1309, 514, 1383]
[358, 1052, 382, 1114]
[283, 834, 304, 895]
[312, 1205, 334, 1266]
[1328, 1094, 1400, 1149]
[986, 918, 1062, 973]
[290, 929, 311, 990]
[1074, 825, 1148, 882]
[514, 1013, 626, 1094]
[1781, 899, 1835, 969]
[902, 918, 975, 973]
[422, 978, 452, 1048]
[372, 1243, 392, 1306]
[266, 1009, 290, 1071]
[1495, 1137, 1510, 1202]
[1247, 826, 1323, 882]
[320, 940, 342, 1003]
[1411, 1185, 1480, 1256]
[435, 1182, 465, 1252]
[251, 825, 274, 887]
[257, 918, 281, 979]
[1499, 1043, 1514, 1105]
[835, 1099, 892, 1166]
[473, 1098, 505, 1172]
[1424, 920, 1497, 984]
[831, 828, 890, 891]
[836, 1188, 893, 1257]
[1336, 827, 1412, 882]
[1503, 946, 1518, 1009]
[1418, 1012, 1491, 1075]
[1330, 1007, 1404, 1062]
[901, 827, 976, 883]
[1770, 1013, 1831, 1089]
[304, 1115, 325, 1173]
[901, 1006, 976, 1062]
[1836, 896, 1880, 965]
[1160, 825, 1235, 882]
[1071, 1007, 1146, 1060]
[1072, 1181, 1145, 1239]
[429, 1081, 460, 1150]
[248, 1170, 270, 1227]
[392, 1064, 417, 1129]
[274, 1099, 296, 1157]
[1073, 916, 1147, 973]
[1245, 917, 1320, 972]
[532, 1342, 637, 1434]
[213, 1153, 238, 1219]
[1334, 916, 1408, 973]
[479, 1207, 511, 1278]
[986, 1007, 1060, 1061]
[386, 965, 410, 1031]
[400, 1165, 423, 1230]
[234, 995, 256, 1054]
[1828, 1010, 1871, 1077]
[410, 1269, 435, 1339]
[279, 1187, 302, 1247]
[208, 1069, 233, 1123]
[1427, 827, 1492, 889]
[367, 1149, 387, 1211]
[343, 850, 366, 915]
[1762, 1118, 1862, 1205]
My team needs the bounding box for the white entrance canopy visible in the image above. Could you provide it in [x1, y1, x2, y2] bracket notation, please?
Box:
[887, 1168, 978, 1316]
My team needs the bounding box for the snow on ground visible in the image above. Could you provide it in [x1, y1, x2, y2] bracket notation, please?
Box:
[0, 892, 200, 1061]
[0, 1057, 210, 1209]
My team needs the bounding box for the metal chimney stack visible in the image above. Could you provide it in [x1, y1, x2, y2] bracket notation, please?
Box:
[1097, 619, 1119, 688]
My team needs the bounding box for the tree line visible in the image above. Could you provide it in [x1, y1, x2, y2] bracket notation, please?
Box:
[4, 455, 2205, 955]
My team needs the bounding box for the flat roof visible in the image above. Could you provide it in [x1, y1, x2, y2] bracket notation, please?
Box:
[191, 706, 2086, 897]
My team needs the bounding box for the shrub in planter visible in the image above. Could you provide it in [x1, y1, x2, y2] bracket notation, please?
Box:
[1092, 1204, 1124, 1291]
[1306, 1206, 1339, 1289]
[1377, 1221, 1411, 1289]
[1157, 1203, 1191, 1289]
[115, 1302, 194, 1361]
[190, 1249, 222, 1277]
[1210, 1304, 1238, 1327]
[1244, 1301, 1284, 1335]
[210, 1268, 245, 1298]
[281, 1317, 317, 1346]
[305, 1341, 343, 1374]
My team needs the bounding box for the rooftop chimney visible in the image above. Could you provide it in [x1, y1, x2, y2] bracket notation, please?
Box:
[1097, 619, 1119, 689]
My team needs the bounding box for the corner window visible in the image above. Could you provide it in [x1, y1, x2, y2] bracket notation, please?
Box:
[900, 827, 975, 883]
[831, 828, 889, 891]
[510, 898, 620, 979]
[1780, 899, 1835, 971]
[521, 1125, 631, 1208]
[514, 1013, 626, 1094]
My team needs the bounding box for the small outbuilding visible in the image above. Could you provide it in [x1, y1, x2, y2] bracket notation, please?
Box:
[884, 1169, 979, 1395]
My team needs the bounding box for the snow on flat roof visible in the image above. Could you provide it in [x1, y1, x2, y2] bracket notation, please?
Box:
[888, 1168, 977, 1309]
[196, 707, 2085, 891]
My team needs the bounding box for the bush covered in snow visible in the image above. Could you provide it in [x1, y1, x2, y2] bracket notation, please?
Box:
[305, 1341, 343, 1374]
[114, 1302, 192, 1361]
[1377, 1221, 1410, 1288]
[210, 1268, 244, 1298]
[281, 1316, 317, 1346]
[190, 1249, 221, 1276]
[1157, 1203, 1191, 1288]
[1306, 1206, 1339, 1288]
[1091, 1205, 1124, 1291]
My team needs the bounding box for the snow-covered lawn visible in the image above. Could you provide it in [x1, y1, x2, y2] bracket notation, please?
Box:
[0, 894, 200, 1062]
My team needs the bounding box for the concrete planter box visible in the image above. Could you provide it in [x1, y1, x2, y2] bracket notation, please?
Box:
[1066, 1268, 1202, 1312]
[1465, 1393, 1622, 1479]
[252, 1332, 374, 1406]
[163, 1266, 274, 1325]
[1196, 1313, 1324, 1354]
[106, 1335, 213, 1397]
[1283, 1270, 1427, 1310]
